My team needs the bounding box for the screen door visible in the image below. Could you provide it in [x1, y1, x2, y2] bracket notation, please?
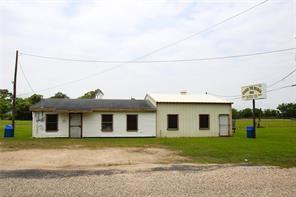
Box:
[219, 115, 230, 136]
[69, 113, 82, 138]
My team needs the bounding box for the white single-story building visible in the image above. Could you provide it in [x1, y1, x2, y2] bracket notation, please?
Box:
[30, 99, 156, 138]
[30, 92, 232, 138]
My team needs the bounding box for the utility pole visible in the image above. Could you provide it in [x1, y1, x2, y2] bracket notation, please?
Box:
[252, 99, 256, 138]
[12, 50, 18, 130]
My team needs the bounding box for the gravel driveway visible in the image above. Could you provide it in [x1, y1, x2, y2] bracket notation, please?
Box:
[1, 148, 295, 196]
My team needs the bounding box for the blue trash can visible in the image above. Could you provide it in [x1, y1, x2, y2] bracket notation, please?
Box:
[246, 126, 255, 138]
[4, 124, 14, 138]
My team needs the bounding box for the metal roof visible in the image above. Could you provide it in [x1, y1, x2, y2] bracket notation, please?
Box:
[146, 93, 232, 104]
[30, 99, 156, 112]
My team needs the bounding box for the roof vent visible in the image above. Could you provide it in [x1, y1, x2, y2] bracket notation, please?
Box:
[180, 90, 187, 95]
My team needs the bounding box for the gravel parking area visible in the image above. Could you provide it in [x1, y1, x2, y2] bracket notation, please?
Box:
[1, 148, 296, 196]
[1, 164, 296, 197]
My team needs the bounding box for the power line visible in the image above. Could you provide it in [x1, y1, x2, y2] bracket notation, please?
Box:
[212, 83, 296, 100]
[207, 66, 296, 98]
[20, 46, 292, 96]
[267, 83, 296, 92]
[19, 64, 35, 93]
[206, 92, 241, 98]
[268, 67, 296, 88]
[17, 0, 270, 96]
[126, 0, 270, 61]
[20, 47, 296, 63]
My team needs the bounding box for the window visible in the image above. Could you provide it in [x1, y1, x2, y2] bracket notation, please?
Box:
[127, 115, 138, 131]
[101, 114, 113, 131]
[46, 114, 58, 132]
[167, 114, 178, 130]
[199, 114, 209, 129]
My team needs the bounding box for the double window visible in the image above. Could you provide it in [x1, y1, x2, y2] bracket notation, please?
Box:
[46, 114, 58, 132]
[166, 114, 210, 131]
[101, 114, 113, 132]
[101, 114, 138, 132]
[199, 114, 209, 129]
[167, 114, 178, 130]
[127, 115, 138, 131]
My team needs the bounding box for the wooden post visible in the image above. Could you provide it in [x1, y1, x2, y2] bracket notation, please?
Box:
[252, 99, 256, 138]
[12, 50, 18, 130]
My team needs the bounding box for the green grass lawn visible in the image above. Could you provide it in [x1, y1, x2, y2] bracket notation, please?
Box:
[0, 119, 295, 167]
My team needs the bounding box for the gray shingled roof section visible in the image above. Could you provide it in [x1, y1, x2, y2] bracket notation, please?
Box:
[30, 99, 156, 112]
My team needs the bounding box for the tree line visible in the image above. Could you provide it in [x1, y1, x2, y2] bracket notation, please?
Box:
[232, 103, 296, 119]
[0, 89, 103, 120]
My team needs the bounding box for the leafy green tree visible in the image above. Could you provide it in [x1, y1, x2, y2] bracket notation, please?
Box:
[28, 94, 43, 104]
[263, 109, 280, 118]
[51, 92, 69, 99]
[0, 99, 11, 119]
[79, 89, 104, 99]
[277, 103, 296, 118]
[15, 98, 31, 120]
[240, 108, 253, 118]
[1, 93, 44, 120]
[255, 108, 262, 118]
[232, 108, 239, 119]
[0, 89, 12, 99]
[0, 89, 12, 119]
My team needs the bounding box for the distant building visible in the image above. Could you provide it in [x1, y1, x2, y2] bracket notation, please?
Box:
[31, 92, 232, 138]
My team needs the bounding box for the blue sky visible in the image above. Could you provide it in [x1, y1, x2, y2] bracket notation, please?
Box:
[0, 0, 295, 109]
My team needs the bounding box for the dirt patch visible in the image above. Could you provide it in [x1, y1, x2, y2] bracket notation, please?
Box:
[0, 147, 186, 170]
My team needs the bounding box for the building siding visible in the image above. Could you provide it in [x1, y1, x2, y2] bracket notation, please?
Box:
[156, 103, 232, 137]
[83, 112, 156, 137]
[32, 112, 69, 138]
[32, 111, 156, 138]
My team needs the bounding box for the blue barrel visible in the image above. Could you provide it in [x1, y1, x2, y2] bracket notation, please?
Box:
[246, 126, 255, 138]
[4, 124, 14, 138]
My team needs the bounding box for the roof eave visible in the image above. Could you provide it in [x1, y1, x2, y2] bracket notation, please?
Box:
[155, 101, 233, 104]
[31, 108, 156, 112]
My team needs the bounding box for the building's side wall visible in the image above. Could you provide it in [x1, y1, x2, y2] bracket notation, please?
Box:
[156, 103, 232, 137]
[32, 112, 69, 138]
[82, 112, 156, 137]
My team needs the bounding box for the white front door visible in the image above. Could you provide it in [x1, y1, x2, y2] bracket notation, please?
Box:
[219, 115, 230, 136]
[69, 113, 82, 138]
